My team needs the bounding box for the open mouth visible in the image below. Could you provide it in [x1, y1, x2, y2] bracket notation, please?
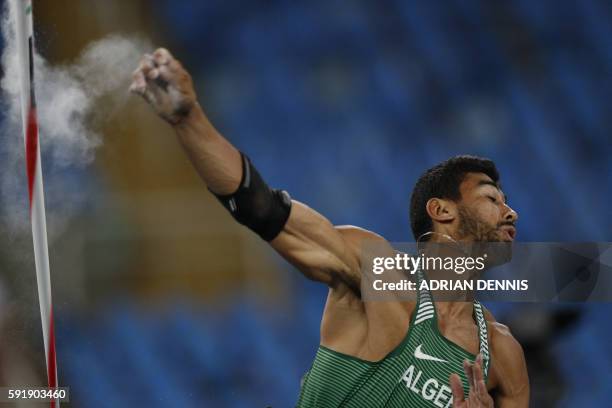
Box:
[499, 226, 516, 241]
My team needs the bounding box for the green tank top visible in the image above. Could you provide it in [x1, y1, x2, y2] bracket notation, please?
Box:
[297, 278, 490, 407]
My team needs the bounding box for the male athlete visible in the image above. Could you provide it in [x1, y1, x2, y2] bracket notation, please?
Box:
[130, 48, 529, 407]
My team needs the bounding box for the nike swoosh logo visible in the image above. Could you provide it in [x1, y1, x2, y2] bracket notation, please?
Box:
[414, 344, 448, 363]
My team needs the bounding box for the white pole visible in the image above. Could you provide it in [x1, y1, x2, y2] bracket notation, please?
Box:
[12, 1, 59, 406]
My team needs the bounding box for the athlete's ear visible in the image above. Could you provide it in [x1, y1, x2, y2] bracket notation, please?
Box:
[425, 198, 456, 224]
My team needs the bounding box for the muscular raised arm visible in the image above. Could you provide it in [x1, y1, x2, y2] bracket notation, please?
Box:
[130, 48, 388, 292]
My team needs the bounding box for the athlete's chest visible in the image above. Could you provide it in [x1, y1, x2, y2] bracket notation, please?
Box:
[435, 318, 480, 355]
[437, 317, 500, 390]
[388, 321, 483, 403]
[342, 324, 482, 407]
[302, 305, 494, 407]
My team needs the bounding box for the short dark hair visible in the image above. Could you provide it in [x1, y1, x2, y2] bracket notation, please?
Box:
[409, 155, 500, 240]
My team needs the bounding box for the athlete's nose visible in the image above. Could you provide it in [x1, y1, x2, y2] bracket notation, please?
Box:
[503, 203, 518, 224]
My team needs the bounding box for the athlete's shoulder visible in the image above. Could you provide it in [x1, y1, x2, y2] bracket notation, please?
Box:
[482, 307, 524, 363]
[481, 307, 522, 355]
[489, 322, 523, 359]
[483, 308, 530, 405]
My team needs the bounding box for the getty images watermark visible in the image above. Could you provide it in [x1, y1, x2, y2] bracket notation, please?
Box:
[371, 251, 528, 293]
[361, 242, 612, 302]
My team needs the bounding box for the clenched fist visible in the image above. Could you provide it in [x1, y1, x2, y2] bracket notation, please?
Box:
[130, 48, 198, 125]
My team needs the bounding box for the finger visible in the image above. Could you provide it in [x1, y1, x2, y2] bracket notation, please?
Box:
[476, 379, 488, 399]
[139, 54, 156, 77]
[139, 56, 163, 84]
[472, 354, 484, 391]
[157, 65, 175, 86]
[130, 69, 146, 94]
[139, 86, 157, 105]
[130, 76, 161, 105]
[157, 59, 186, 86]
[468, 391, 480, 405]
[146, 67, 160, 81]
[161, 61, 191, 89]
[153, 47, 173, 66]
[137, 70, 168, 97]
[463, 359, 475, 390]
[449, 373, 465, 406]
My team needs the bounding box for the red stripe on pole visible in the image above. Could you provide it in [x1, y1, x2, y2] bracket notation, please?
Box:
[25, 105, 38, 208]
[48, 308, 57, 408]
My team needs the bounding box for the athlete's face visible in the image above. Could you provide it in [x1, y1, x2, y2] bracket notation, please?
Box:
[454, 173, 518, 243]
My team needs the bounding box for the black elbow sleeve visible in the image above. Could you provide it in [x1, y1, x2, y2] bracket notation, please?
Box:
[211, 153, 292, 241]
